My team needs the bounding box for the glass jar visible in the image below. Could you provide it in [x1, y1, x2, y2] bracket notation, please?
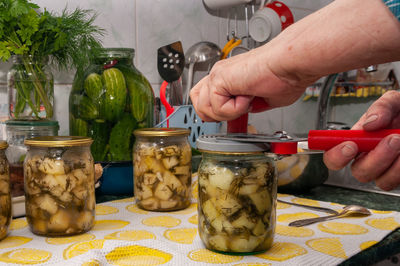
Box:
[24, 136, 95, 236]
[69, 48, 155, 162]
[7, 55, 54, 120]
[133, 128, 191, 211]
[5, 120, 59, 197]
[196, 136, 277, 254]
[0, 141, 12, 240]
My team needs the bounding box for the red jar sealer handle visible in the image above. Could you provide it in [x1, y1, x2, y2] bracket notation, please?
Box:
[307, 129, 400, 152]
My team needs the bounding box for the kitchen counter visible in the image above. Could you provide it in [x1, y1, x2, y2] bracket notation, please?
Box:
[96, 184, 400, 266]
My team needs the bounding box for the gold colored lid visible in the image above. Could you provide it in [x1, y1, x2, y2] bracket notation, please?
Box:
[134, 128, 190, 137]
[0, 141, 8, 150]
[24, 136, 93, 147]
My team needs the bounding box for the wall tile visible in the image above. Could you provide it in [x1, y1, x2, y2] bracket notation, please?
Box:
[135, 0, 221, 95]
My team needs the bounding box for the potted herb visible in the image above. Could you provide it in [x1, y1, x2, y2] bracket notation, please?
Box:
[0, 0, 104, 120]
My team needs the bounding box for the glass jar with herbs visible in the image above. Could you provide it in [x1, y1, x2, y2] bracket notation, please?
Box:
[24, 136, 95, 236]
[196, 135, 278, 254]
[7, 55, 54, 120]
[0, 1, 104, 121]
[69, 48, 155, 163]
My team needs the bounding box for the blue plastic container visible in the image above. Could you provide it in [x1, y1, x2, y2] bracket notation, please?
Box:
[97, 161, 133, 195]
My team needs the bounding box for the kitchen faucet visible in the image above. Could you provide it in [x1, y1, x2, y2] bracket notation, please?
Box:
[316, 66, 380, 130]
[315, 74, 339, 130]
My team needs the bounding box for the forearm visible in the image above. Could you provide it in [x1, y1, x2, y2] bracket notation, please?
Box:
[261, 0, 400, 86]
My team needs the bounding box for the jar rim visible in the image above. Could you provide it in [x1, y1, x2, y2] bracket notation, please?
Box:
[6, 120, 59, 127]
[198, 149, 265, 155]
[0, 141, 8, 150]
[24, 136, 92, 147]
[97, 48, 135, 58]
[134, 128, 190, 137]
[11, 54, 50, 63]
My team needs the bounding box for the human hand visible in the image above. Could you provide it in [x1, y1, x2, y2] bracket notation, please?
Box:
[323, 91, 400, 190]
[189, 46, 308, 122]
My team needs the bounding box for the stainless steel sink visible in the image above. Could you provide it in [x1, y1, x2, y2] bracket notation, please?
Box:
[326, 167, 400, 197]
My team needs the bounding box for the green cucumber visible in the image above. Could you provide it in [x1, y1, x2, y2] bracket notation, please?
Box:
[70, 116, 88, 136]
[84, 73, 103, 100]
[119, 65, 154, 124]
[102, 68, 127, 122]
[108, 113, 137, 161]
[77, 96, 99, 121]
[88, 119, 110, 162]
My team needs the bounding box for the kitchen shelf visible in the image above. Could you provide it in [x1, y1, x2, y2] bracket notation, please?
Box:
[303, 80, 397, 101]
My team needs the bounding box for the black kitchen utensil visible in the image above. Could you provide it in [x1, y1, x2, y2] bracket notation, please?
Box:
[157, 41, 185, 82]
[157, 41, 185, 106]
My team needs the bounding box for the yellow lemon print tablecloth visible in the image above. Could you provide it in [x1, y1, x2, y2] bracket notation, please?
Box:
[1, 179, 400, 265]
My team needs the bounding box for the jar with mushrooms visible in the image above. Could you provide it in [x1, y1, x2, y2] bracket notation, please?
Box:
[133, 128, 191, 211]
[196, 135, 277, 254]
[24, 136, 95, 236]
[0, 141, 12, 240]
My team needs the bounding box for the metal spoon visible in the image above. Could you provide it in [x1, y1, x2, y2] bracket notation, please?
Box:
[185, 42, 222, 104]
[289, 205, 371, 227]
[277, 199, 339, 215]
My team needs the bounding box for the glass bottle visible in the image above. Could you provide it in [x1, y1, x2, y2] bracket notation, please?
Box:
[133, 128, 191, 211]
[24, 136, 95, 236]
[5, 120, 59, 197]
[196, 136, 277, 254]
[69, 48, 155, 162]
[7, 55, 54, 120]
[0, 141, 12, 240]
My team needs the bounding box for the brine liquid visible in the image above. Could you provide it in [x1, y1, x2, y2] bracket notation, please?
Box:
[9, 163, 24, 197]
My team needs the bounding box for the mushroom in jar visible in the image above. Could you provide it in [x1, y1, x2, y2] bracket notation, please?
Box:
[134, 142, 192, 211]
[24, 145, 95, 236]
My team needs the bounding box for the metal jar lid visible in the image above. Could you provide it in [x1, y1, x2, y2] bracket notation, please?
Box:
[134, 128, 190, 137]
[196, 134, 270, 154]
[24, 136, 92, 147]
[0, 141, 8, 150]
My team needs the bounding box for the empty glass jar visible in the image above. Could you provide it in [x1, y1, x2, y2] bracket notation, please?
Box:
[196, 135, 277, 254]
[133, 128, 191, 211]
[0, 141, 11, 240]
[24, 136, 95, 236]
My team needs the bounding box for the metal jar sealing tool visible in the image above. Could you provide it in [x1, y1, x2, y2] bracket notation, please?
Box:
[216, 129, 400, 155]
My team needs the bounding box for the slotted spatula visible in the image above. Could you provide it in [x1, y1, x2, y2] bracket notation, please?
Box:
[157, 41, 185, 106]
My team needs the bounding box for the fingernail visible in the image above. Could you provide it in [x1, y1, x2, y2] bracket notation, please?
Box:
[363, 114, 378, 126]
[389, 136, 400, 151]
[341, 144, 356, 157]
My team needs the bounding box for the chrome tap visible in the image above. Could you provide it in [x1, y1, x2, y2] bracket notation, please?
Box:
[315, 74, 339, 130]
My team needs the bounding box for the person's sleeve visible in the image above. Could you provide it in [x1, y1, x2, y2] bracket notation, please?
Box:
[383, 0, 400, 20]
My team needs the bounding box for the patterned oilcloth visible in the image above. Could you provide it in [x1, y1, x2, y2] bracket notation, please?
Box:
[383, 0, 400, 20]
[0, 174, 399, 265]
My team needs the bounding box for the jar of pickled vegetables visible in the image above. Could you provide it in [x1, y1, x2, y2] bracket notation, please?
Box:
[69, 48, 155, 162]
[133, 128, 192, 211]
[196, 135, 277, 254]
[24, 136, 95, 236]
[0, 141, 12, 240]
